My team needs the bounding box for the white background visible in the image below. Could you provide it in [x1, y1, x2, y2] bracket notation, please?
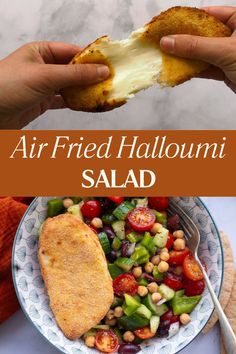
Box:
[0, 197, 235, 354]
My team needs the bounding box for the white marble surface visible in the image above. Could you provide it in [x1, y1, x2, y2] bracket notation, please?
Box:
[0, 197, 235, 354]
[0, 0, 236, 129]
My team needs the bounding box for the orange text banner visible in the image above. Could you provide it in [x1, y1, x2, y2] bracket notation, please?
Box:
[0, 130, 235, 196]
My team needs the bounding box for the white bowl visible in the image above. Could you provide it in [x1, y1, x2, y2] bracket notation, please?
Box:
[12, 197, 223, 354]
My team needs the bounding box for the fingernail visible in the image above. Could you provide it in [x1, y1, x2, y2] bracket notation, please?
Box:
[97, 65, 110, 79]
[160, 36, 175, 53]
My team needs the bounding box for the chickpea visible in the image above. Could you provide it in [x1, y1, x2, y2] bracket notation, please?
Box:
[151, 223, 163, 234]
[157, 261, 169, 273]
[106, 310, 115, 320]
[180, 313, 191, 325]
[132, 266, 142, 278]
[151, 292, 162, 303]
[137, 285, 148, 297]
[85, 336, 96, 348]
[105, 318, 116, 326]
[123, 331, 135, 343]
[63, 198, 74, 209]
[151, 255, 160, 265]
[160, 252, 170, 262]
[91, 217, 103, 229]
[144, 262, 154, 273]
[147, 282, 158, 294]
[173, 230, 184, 239]
[173, 238, 186, 251]
[114, 306, 124, 318]
[174, 266, 183, 276]
[161, 248, 168, 253]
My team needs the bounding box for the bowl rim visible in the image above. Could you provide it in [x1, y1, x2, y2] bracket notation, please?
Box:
[12, 196, 224, 354]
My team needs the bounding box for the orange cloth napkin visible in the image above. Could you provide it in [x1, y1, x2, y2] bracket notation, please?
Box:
[0, 197, 33, 324]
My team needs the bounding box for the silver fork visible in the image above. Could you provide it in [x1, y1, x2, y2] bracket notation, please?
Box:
[168, 200, 236, 354]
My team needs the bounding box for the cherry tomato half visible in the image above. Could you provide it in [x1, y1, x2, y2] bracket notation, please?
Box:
[108, 197, 124, 205]
[163, 273, 183, 291]
[183, 254, 204, 281]
[168, 247, 190, 266]
[166, 233, 174, 250]
[113, 274, 138, 296]
[148, 197, 169, 211]
[95, 330, 119, 353]
[127, 207, 155, 232]
[160, 310, 179, 324]
[183, 277, 205, 296]
[81, 200, 101, 218]
[134, 327, 156, 339]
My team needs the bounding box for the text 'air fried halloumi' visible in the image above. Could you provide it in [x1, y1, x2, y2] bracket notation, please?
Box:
[62, 6, 231, 112]
[38, 214, 114, 340]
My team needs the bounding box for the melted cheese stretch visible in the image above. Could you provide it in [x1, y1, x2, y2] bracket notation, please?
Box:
[94, 29, 163, 100]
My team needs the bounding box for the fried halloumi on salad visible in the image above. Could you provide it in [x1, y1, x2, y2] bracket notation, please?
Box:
[38, 213, 114, 340]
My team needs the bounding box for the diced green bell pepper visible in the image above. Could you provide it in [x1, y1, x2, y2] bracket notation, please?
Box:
[153, 266, 164, 281]
[152, 210, 167, 226]
[126, 231, 143, 243]
[172, 293, 202, 315]
[108, 264, 124, 279]
[124, 294, 140, 316]
[47, 199, 64, 217]
[131, 245, 150, 264]
[138, 277, 149, 286]
[141, 232, 157, 255]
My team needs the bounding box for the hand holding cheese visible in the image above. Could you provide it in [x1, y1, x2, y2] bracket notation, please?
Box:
[160, 6, 236, 93]
[62, 6, 231, 112]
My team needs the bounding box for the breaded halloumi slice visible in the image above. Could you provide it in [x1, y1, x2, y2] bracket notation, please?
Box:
[38, 213, 113, 340]
[62, 6, 231, 112]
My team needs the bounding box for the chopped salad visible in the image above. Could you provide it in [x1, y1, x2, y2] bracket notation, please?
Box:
[47, 197, 205, 354]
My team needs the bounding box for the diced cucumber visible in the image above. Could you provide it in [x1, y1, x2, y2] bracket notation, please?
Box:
[47, 199, 64, 217]
[98, 232, 111, 254]
[159, 284, 175, 301]
[136, 304, 152, 320]
[113, 201, 134, 220]
[67, 202, 83, 220]
[112, 220, 125, 240]
[155, 303, 169, 317]
[126, 231, 143, 243]
[115, 257, 135, 271]
[172, 294, 202, 315]
[153, 266, 164, 281]
[153, 227, 169, 248]
[142, 294, 168, 316]
[102, 214, 117, 225]
[131, 198, 148, 207]
[150, 316, 160, 334]
[111, 296, 124, 309]
[141, 232, 157, 255]
[108, 264, 124, 279]
[118, 314, 149, 331]
[138, 278, 149, 286]
[112, 237, 122, 251]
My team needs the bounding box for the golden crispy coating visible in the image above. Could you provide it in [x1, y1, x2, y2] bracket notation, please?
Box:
[143, 6, 231, 86]
[62, 6, 231, 112]
[38, 214, 113, 340]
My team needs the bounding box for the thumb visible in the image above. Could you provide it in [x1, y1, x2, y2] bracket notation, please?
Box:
[160, 35, 234, 68]
[39, 63, 110, 91]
